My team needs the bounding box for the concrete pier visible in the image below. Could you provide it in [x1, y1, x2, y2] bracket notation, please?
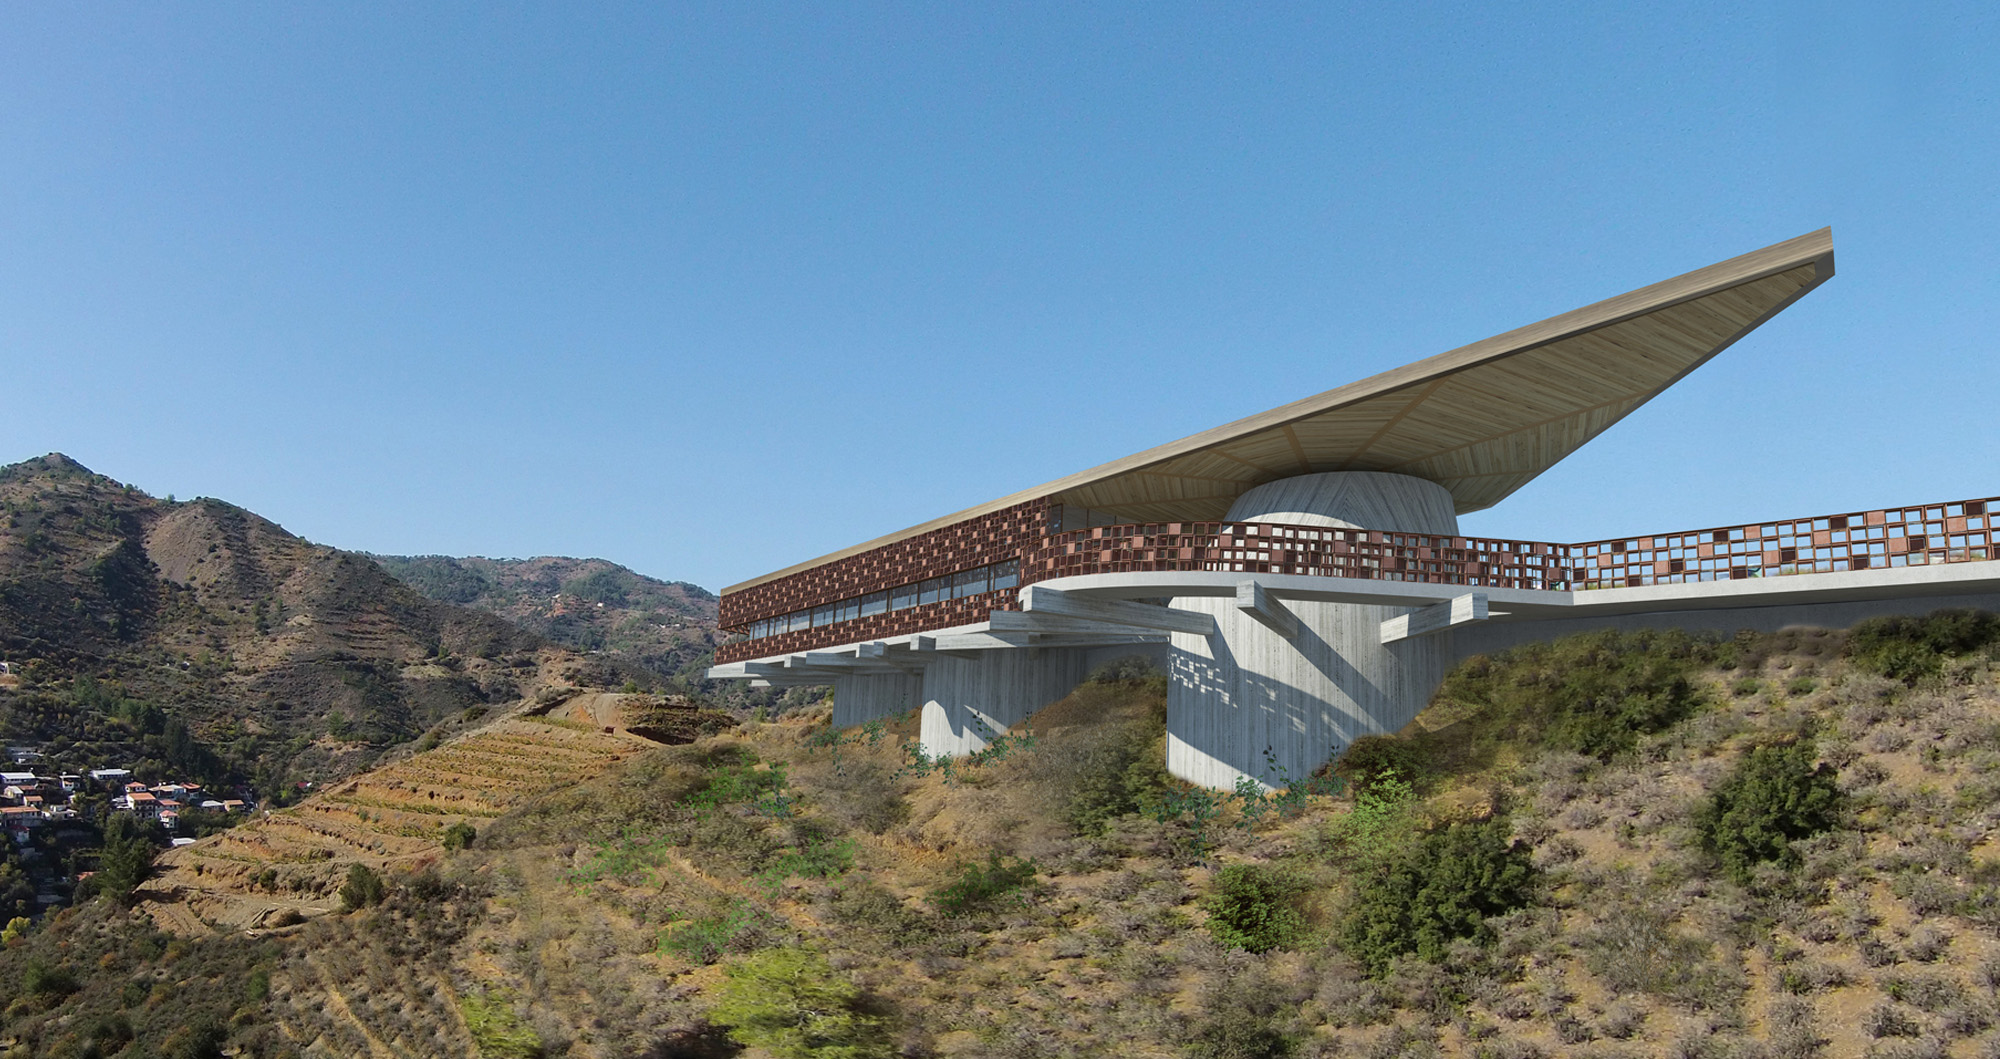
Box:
[1166, 472, 1461, 790]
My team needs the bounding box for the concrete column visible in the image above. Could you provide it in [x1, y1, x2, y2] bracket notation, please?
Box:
[831, 672, 924, 729]
[917, 648, 1087, 757]
[1167, 472, 1460, 790]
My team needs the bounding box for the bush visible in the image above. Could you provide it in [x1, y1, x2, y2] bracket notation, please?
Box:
[158, 1016, 228, 1059]
[1334, 735, 1429, 798]
[1583, 906, 1741, 1009]
[1431, 629, 1713, 762]
[339, 864, 387, 912]
[1695, 741, 1843, 884]
[932, 852, 1038, 917]
[1328, 766, 1419, 866]
[660, 901, 773, 965]
[1339, 817, 1537, 974]
[1185, 1006, 1295, 1059]
[1202, 863, 1309, 953]
[707, 947, 889, 1058]
[22, 959, 80, 998]
[1848, 609, 2000, 684]
[1064, 715, 1173, 835]
[441, 822, 477, 851]
[459, 989, 545, 1059]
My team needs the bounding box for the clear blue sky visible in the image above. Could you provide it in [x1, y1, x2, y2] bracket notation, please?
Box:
[4, 3, 1996, 593]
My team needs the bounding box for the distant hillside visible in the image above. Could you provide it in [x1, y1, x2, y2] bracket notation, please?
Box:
[0, 453, 651, 791]
[366, 554, 722, 679]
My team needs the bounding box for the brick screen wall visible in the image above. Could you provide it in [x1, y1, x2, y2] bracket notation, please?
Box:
[715, 498, 1054, 663]
[715, 587, 1018, 663]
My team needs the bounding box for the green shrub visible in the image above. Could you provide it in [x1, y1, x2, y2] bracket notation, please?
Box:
[339, 863, 387, 912]
[1848, 609, 2000, 685]
[1065, 716, 1173, 835]
[1338, 817, 1537, 974]
[1695, 740, 1843, 884]
[1185, 1005, 1295, 1059]
[459, 988, 545, 1059]
[22, 959, 80, 998]
[1328, 766, 1419, 866]
[932, 852, 1039, 917]
[442, 822, 477, 851]
[1202, 863, 1309, 953]
[659, 900, 773, 965]
[158, 1016, 228, 1059]
[707, 947, 889, 1058]
[1431, 629, 1714, 762]
[1334, 735, 1429, 797]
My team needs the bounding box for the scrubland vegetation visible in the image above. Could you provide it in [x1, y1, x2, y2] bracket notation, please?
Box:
[6, 611, 2000, 1058]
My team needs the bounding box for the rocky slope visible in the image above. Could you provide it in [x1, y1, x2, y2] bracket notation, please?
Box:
[0, 453, 651, 789]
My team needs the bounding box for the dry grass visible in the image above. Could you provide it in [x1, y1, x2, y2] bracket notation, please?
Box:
[98, 632, 2000, 1059]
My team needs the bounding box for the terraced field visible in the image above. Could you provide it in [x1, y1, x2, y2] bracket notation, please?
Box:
[138, 693, 672, 931]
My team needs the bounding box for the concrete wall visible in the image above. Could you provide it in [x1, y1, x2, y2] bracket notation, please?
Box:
[831, 672, 924, 729]
[917, 647, 1088, 757]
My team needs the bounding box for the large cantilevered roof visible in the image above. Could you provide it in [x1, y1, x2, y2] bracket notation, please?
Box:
[727, 228, 1834, 594]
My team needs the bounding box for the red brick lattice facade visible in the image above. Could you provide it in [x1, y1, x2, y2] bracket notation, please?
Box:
[1025, 523, 1568, 589]
[714, 588, 1020, 664]
[714, 500, 1054, 663]
[1569, 498, 1994, 587]
[719, 494, 2000, 662]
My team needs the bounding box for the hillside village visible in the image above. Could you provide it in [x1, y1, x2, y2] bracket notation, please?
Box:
[1, 750, 258, 919]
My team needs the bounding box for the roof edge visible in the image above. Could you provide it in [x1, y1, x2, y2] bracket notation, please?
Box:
[722, 228, 1834, 597]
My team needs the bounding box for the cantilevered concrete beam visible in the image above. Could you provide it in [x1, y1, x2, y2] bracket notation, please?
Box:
[909, 635, 984, 661]
[1019, 585, 1216, 635]
[987, 610, 1167, 638]
[1235, 580, 1299, 640]
[1380, 593, 1488, 644]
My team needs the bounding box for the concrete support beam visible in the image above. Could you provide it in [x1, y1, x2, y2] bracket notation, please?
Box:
[1019, 584, 1217, 635]
[986, 610, 1168, 638]
[909, 634, 987, 660]
[1379, 593, 1488, 644]
[1235, 580, 1299, 640]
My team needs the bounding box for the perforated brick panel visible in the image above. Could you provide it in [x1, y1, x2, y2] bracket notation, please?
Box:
[715, 499, 1053, 663]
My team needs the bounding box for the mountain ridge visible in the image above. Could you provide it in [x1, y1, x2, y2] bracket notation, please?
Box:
[0, 453, 655, 790]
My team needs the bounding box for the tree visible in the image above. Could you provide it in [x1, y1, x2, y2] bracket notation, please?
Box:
[707, 947, 888, 1058]
[96, 812, 162, 905]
